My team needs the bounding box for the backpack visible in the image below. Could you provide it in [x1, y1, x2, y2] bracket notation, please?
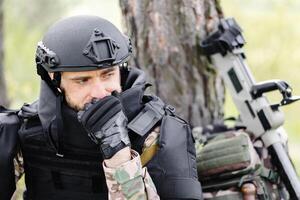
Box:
[195, 128, 289, 200]
[0, 106, 21, 200]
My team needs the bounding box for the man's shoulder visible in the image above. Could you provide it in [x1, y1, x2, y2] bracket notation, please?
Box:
[0, 106, 20, 126]
[0, 100, 40, 128]
[18, 100, 39, 119]
[0, 107, 21, 147]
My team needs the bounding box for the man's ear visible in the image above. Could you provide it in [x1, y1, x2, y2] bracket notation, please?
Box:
[48, 72, 54, 80]
[48, 72, 62, 93]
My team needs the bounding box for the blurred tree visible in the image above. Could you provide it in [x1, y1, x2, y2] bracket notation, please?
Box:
[0, 0, 9, 107]
[120, 0, 224, 127]
[3, 0, 79, 108]
[7, 0, 78, 30]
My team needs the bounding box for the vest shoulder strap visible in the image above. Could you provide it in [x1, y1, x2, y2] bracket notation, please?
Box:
[0, 105, 20, 125]
[0, 105, 19, 114]
[18, 101, 39, 119]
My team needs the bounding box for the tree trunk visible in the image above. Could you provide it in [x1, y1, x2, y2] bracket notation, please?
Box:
[0, 0, 9, 107]
[120, 0, 224, 127]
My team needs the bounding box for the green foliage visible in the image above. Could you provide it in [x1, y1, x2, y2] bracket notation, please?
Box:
[3, 0, 75, 108]
[4, 13, 41, 107]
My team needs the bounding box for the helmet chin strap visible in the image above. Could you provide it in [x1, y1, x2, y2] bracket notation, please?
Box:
[55, 94, 64, 157]
[52, 72, 61, 89]
[37, 64, 61, 96]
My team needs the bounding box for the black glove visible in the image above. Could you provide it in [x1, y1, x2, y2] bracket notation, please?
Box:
[78, 94, 130, 159]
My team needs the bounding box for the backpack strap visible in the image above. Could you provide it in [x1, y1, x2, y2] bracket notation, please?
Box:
[0, 105, 19, 115]
[18, 101, 39, 119]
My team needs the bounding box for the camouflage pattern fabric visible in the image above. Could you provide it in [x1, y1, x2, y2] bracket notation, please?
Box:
[14, 151, 24, 183]
[252, 139, 289, 199]
[141, 127, 160, 166]
[197, 130, 259, 178]
[103, 150, 160, 200]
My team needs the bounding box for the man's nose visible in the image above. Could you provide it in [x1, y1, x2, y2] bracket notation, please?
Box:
[90, 81, 110, 100]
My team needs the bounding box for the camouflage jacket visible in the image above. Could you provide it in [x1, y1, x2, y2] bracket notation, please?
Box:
[103, 150, 159, 200]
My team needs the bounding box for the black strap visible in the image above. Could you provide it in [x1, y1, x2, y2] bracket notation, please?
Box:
[53, 72, 61, 88]
[56, 95, 64, 157]
[41, 96, 65, 157]
[37, 65, 64, 157]
[0, 105, 19, 114]
[37, 64, 61, 96]
[24, 153, 102, 173]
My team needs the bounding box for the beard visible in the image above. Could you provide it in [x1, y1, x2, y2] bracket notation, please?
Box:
[64, 93, 83, 111]
[60, 88, 83, 111]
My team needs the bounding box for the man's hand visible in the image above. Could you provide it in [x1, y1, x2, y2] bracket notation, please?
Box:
[78, 95, 130, 159]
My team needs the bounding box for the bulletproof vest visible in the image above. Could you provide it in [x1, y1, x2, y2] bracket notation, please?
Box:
[18, 95, 202, 200]
[18, 102, 108, 200]
[145, 109, 202, 199]
[16, 87, 160, 200]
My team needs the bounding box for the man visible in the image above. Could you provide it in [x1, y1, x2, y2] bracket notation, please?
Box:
[0, 15, 202, 199]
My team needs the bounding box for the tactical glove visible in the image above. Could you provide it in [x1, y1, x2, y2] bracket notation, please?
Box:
[78, 94, 130, 159]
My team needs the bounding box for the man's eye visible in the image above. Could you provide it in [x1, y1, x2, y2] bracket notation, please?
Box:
[76, 79, 88, 85]
[102, 72, 114, 79]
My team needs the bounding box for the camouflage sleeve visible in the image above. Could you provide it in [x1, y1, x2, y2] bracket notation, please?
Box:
[14, 151, 24, 183]
[103, 150, 160, 200]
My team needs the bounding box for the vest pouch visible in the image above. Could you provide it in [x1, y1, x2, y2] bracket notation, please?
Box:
[197, 130, 288, 200]
[197, 130, 260, 185]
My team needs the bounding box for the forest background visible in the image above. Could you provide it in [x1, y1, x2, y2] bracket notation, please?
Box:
[2, 0, 300, 198]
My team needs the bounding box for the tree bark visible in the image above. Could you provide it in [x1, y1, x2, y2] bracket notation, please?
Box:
[0, 0, 9, 107]
[120, 0, 225, 127]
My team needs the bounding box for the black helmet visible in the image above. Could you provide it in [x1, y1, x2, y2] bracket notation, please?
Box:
[36, 15, 132, 72]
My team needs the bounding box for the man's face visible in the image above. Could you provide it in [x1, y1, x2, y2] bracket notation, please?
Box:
[59, 66, 121, 111]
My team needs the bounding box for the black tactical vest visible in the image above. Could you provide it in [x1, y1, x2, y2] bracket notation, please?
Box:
[18, 103, 108, 200]
[18, 96, 202, 200]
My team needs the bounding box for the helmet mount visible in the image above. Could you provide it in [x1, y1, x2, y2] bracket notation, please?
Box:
[83, 28, 120, 65]
[36, 41, 60, 70]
